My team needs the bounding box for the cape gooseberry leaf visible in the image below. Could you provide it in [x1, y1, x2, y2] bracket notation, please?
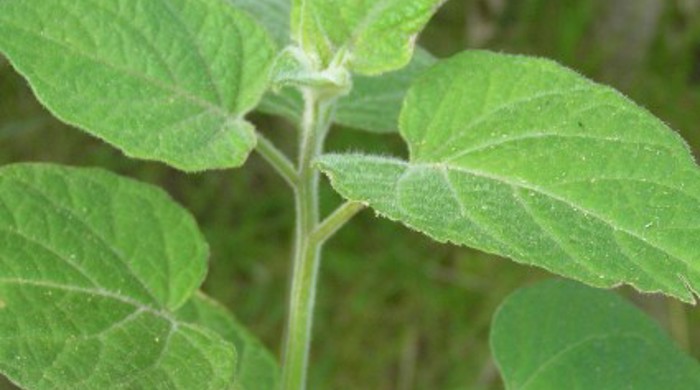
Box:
[228, 0, 292, 46]
[0, 0, 276, 172]
[259, 48, 435, 133]
[318, 50, 700, 302]
[0, 164, 237, 389]
[291, 0, 445, 75]
[177, 292, 280, 390]
[237, 0, 437, 133]
[336, 49, 436, 133]
[491, 280, 700, 389]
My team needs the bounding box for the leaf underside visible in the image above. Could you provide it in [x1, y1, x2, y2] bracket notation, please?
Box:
[491, 280, 700, 390]
[318, 51, 700, 302]
[0, 164, 236, 389]
[0, 0, 276, 171]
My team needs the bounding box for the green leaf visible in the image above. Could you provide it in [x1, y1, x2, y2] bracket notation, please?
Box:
[491, 279, 700, 389]
[0, 0, 276, 172]
[291, 0, 444, 75]
[231, 0, 436, 132]
[177, 293, 280, 390]
[0, 164, 236, 389]
[260, 48, 436, 132]
[336, 48, 435, 133]
[228, 0, 291, 46]
[318, 50, 700, 302]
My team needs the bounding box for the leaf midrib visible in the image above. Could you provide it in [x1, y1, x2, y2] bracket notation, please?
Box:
[160, 0, 227, 107]
[515, 333, 648, 390]
[360, 156, 698, 292]
[0, 226, 102, 288]
[441, 131, 683, 164]
[75, 0, 181, 86]
[432, 162, 700, 282]
[347, 0, 394, 49]
[12, 177, 162, 305]
[0, 21, 233, 120]
[0, 279, 227, 390]
[0, 278, 165, 318]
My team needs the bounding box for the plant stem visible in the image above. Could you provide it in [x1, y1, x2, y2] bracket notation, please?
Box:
[255, 132, 298, 188]
[311, 201, 365, 244]
[282, 89, 337, 390]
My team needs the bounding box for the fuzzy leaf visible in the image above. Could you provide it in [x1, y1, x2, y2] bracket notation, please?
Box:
[0, 0, 276, 171]
[177, 293, 280, 390]
[291, 0, 444, 75]
[318, 51, 700, 302]
[491, 280, 700, 389]
[232, 0, 436, 132]
[229, 0, 291, 45]
[336, 49, 435, 133]
[0, 164, 236, 389]
[260, 48, 435, 132]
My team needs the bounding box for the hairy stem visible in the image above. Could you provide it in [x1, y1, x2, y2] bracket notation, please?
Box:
[282, 89, 338, 389]
[311, 201, 365, 244]
[255, 132, 298, 188]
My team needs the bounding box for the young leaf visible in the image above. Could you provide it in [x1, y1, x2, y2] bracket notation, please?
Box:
[491, 280, 700, 389]
[260, 49, 435, 133]
[0, 0, 276, 172]
[336, 49, 435, 133]
[0, 164, 236, 389]
[290, 0, 444, 75]
[232, 0, 436, 132]
[318, 51, 700, 302]
[177, 293, 280, 390]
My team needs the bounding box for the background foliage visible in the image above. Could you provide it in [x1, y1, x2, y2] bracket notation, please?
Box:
[1, 0, 699, 388]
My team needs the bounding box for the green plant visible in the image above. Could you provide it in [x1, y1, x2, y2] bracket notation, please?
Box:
[0, 0, 699, 389]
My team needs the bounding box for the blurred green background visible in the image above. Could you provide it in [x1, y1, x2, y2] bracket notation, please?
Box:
[2, 0, 700, 389]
